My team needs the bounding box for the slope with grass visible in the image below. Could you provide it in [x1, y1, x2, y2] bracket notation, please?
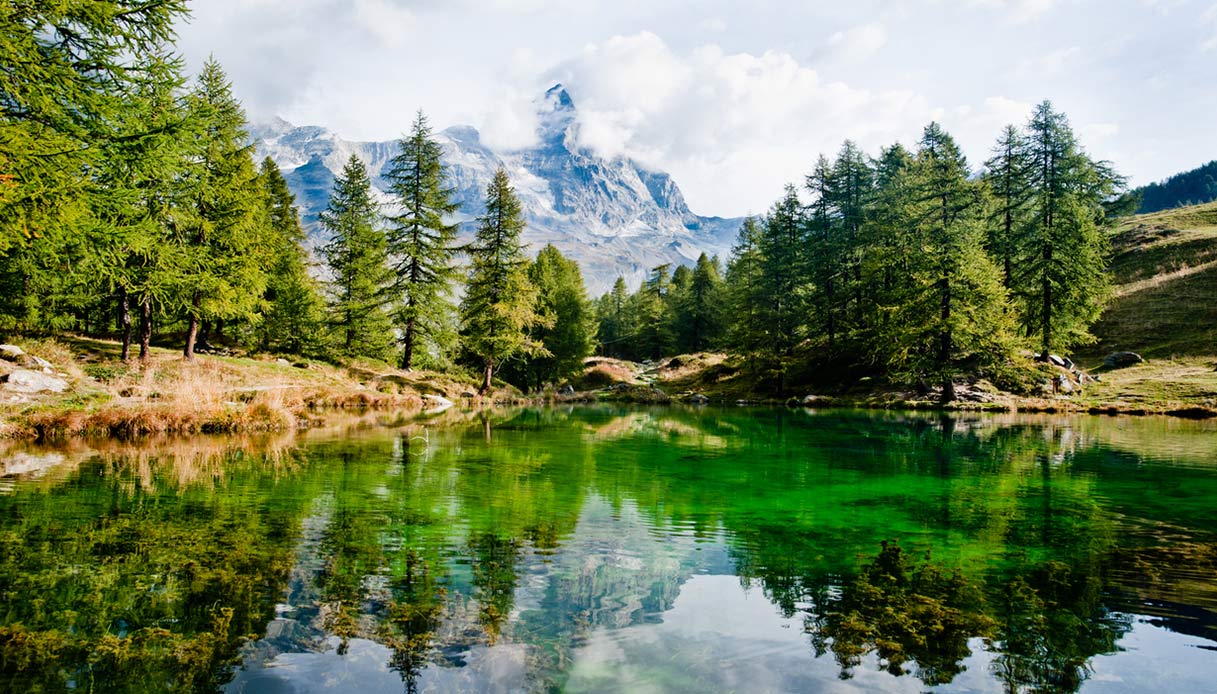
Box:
[0, 337, 490, 440]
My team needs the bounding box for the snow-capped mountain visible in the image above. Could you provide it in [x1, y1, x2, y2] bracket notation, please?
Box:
[250, 84, 743, 294]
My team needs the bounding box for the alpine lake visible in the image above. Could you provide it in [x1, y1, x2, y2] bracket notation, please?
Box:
[3, 406, 1217, 693]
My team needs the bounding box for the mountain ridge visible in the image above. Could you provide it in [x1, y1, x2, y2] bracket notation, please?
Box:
[250, 85, 743, 293]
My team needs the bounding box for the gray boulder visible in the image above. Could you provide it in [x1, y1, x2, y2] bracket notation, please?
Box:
[1055, 373, 1074, 394]
[2, 368, 69, 394]
[0, 344, 24, 362]
[689, 393, 709, 404]
[558, 384, 575, 396]
[1103, 352, 1144, 369]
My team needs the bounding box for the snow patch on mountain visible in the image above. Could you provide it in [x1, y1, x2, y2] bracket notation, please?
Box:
[250, 84, 743, 293]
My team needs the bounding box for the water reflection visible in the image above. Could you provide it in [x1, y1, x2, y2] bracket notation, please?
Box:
[1, 408, 1216, 693]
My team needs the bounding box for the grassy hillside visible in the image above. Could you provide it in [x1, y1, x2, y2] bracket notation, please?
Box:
[1084, 201, 1217, 360]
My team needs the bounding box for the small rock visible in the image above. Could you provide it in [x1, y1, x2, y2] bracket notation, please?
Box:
[421, 394, 454, 412]
[558, 384, 575, 396]
[461, 391, 477, 398]
[1103, 352, 1144, 369]
[2, 368, 69, 394]
[689, 393, 709, 404]
[1046, 354, 1067, 367]
[0, 344, 25, 362]
[1055, 373, 1074, 394]
[277, 358, 291, 365]
[292, 361, 311, 369]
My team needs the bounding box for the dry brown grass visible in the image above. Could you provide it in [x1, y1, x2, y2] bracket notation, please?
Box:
[0, 336, 488, 441]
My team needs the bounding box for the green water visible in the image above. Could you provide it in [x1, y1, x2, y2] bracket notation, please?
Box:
[2, 407, 1217, 693]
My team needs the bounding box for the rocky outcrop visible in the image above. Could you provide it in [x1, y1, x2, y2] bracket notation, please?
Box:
[2, 368, 69, 394]
[1104, 352, 1144, 369]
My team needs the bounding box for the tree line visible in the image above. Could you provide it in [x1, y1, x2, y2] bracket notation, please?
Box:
[596, 103, 1131, 400]
[0, 3, 596, 393]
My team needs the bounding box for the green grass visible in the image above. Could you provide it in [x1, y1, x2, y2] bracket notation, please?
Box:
[1082, 201, 1217, 362]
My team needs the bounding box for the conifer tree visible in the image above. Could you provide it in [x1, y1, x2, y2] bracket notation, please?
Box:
[320, 155, 396, 361]
[0, 0, 188, 253]
[1015, 101, 1119, 356]
[258, 158, 325, 355]
[885, 123, 1014, 401]
[829, 141, 874, 326]
[180, 59, 270, 360]
[634, 264, 676, 360]
[724, 217, 767, 374]
[86, 53, 193, 363]
[677, 253, 725, 353]
[984, 125, 1033, 289]
[595, 277, 631, 358]
[384, 111, 460, 370]
[507, 244, 597, 390]
[806, 156, 841, 347]
[460, 169, 545, 393]
[757, 185, 806, 391]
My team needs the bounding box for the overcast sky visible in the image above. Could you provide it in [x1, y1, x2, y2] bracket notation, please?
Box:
[176, 0, 1217, 217]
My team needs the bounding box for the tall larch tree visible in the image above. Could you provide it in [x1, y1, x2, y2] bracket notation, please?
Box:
[86, 53, 193, 363]
[509, 244, 597, 391]
[889, 123, 1014, 401]
[461, 169, 545, 394]
[805, 156, 842, 348]
[384, 111, 460, 370]
[258, 157, 325, 356]
[678, 253, 725, 353]
[180, 58, 270, 360]
[984, 125, 1033, 289]
[596, 277, 631, 358]
[320, 155, 396, 361]
[757, 185, 806, 391]
[1015, 101, 1120, 356]
[724, 217, 767, 372]
[0, 0, 188, 253]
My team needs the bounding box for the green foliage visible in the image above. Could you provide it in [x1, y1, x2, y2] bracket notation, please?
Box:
[384, 111, 460, 370]
[594, 277, 632, 359]
[503, 244, 597, 391]
[257, 158, 325, 356]
[0, 0, 188, 253]
[1014, 101, 1119, 355]
[320, 155, 396, 362]
[1134, 159, 1217, 214]
[460, 169, 545, 392]
[877, 123, 1016, 399]
[180, 59, 272, 358]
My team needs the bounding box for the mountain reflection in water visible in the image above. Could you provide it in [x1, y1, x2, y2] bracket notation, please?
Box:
[2, 407, 1216, 693]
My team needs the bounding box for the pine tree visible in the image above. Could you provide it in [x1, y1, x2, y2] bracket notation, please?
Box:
[384, 111, 460, 370]
[507, 245, 597, 390]
[677, 253, 725, 353]
[757, 185, 806, 391]
[258, 157, 325, 356]
[180, 59, 271, 360]
[1015, 101, 1119, 356]
[0, 1, 188, 253]
[829, 141, 874, 327]
[85, 52, 193, 363]
[724, 217, 767, 370]
[634, 264, 676, 360]
[805, 156, 841, 347]
[984, 125, 1033, 289]
[320, 155, 396, 361]
[595, 277, 631, 358]
[884, 123, 1015, 401]
[460, 169, 545, 393]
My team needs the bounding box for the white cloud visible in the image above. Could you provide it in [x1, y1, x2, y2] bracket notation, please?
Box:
[1203, 3, 1217, 51]
[1015, 45, 1082, 77]
[825, 22, 889, 61]
[535, 32, 938, 213]
[352, 0, 415, 47]
[971, 0, 1058, 22]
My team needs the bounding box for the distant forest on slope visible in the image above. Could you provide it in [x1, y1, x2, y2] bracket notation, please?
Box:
[1134, 160, 1217, 213]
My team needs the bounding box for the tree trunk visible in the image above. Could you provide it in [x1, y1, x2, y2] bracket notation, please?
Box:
[400, 316, 416, 370]
[480, 357, 494, 395]
[118, 289, 132, 362]
[139, 299, 153, 365]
